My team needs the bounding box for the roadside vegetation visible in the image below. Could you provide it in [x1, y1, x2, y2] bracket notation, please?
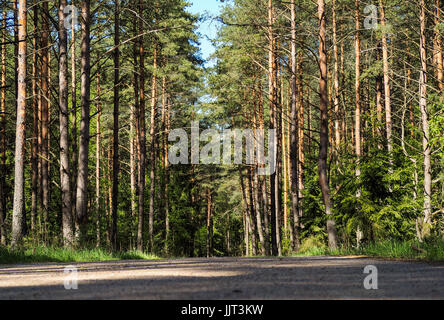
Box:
[0, 247, 158, 264]
[2, 238, 444, 265]
[293, 237, 444, 262]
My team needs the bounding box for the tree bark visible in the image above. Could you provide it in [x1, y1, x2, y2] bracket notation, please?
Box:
[354, 0, 363, 247]
[11, 0, 27, 248]
[379, 0, 394, 184]
[434, 0, 443, 91]
[206, 188, 213, 258]
[59, 0, 74, 247]
[318, 0, 338, 250]
[148, 41, 158, 253]
[419, 0, 432, 240]
[41, 0, 50, 242]
[111, 0, 120, 251]
[289, 0, 300, 252]
[71, 8, 78, 230]
[239, 166, 250, 256]
[268, 0, 279, 257]
[95, 74, 101, 247]
[0, 6, 8, 245]
[75, 0, 92, 243]
[333, 0, 341, 150]
[137, 0, 146, 251]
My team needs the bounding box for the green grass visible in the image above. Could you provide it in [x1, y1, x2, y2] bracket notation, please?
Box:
[292, 239, 444, 262]
[2, 240, 444, 264]
[0, 246, 159, 264]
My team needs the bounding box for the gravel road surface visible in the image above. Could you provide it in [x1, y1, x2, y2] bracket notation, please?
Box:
[0, 256, 443, 300]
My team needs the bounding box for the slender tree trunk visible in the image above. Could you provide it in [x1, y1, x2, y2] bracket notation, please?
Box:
[13, 0, 18, 98]
[289, 0, 300, 253]
[419, 0, 432, 240]
[71, 10, 78, 229]
[268, 0, 279, 257]
[0, 7, 8, 245]
[239, 166, 250, 256]
[246, 166, 258, 255]
[137, 0, 146, 251]
[252, 85, 266, 255]
[206, 188, 213, 258]
[107, 146, 112, 246]
[297, 51, 305, 227]
[318, 0, 338, 250]
[258, 83, 270, 255]
[131, 10, 139, 227]
[59, 0, 73, 247]
[111, 0, 120, 251]
[41, 0, 50, 242]
[30, 0, 39, 243]
[354, 0, 363, 247]
[95, 74, 101, 247]
[376, 43, 384, 145]
[379, 0, 394, 184]
[11, 0, 27, 248]
[148, 42, 158, 253]
[435, 0, 443, 91]
[164, 92, 170, 254]
[130, 102, 137, 219]
[333, 0, 340, 150]
[75, 0, 92, 243]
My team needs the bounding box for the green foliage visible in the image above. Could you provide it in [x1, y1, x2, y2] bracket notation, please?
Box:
[298, 236, 328, 255]
[0, 247, 158, 264]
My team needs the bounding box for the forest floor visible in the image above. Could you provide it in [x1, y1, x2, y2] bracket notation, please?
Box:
[1, 256, 443, 299]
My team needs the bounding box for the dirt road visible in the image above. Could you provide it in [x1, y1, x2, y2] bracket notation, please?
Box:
[0, 256, 443, 299]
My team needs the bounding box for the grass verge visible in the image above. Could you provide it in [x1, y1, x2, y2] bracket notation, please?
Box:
[0, 246, 158, 265]
[292, 239, 444, 262]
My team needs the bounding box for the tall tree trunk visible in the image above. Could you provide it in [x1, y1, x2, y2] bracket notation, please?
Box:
[41, 0, 50, 242]
[379, 0, 394, 186]
[258, 82, 270, 255]
[435, 0, 443, 91]
[131, 8, 139, 227]
[107, 146, 112, 246]
[354, 0, 363, 247]
[95, 74, 101, 247]
[30, 0, 39, 243]
[268, 0, 279, 257]
[0, 6, 8, 245]
[148, 42, 158, 253]
[59, 0, 73, 247]
[252, 84, 266, 255]
[318, 0, 338, 250]
[13, 0, 18, 98]
[71, 9, 78, 229]
[137, 0, 146, 251]
[164, 91, 170, 254]
[333, 0, 341, 150]
[11, 0, 27, 248]
[419, 0, 432, 240]
[297, 51, 305, 229]
[289, 0, 300, 252]
[111, 0, 120, 251]
[75, 0, 92, 243]
[376, 43, 384, 146]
